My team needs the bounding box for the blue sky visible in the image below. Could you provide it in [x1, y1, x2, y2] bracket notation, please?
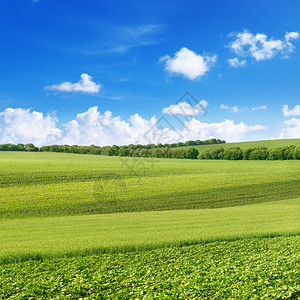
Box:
[0, 0, 299, 146]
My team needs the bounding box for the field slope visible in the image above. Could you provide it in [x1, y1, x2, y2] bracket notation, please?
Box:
[182, 138, 300, 152]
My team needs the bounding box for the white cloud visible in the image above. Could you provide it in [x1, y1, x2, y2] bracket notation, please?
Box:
[183, 119, 265, 142]
[282, 105, 300, 117]
[162, 100, 208, 116]
[220, 104, 240, 113]
[228, 57, 247, 67]
[160, 47, 217, 80]
[279, 117, 300, 138]
[0, 108, 61, 146]
[228, 30, 299, 63]
[45, 74, 102, 94]
[285, 32, 300, 42]
[0, 106, 266, 146]
[59, 107, 158, 146]
[252, 105, 267, 111]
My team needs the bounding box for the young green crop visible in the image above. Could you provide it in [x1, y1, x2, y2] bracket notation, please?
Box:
[1, 236, 299, 299]
[0, 198, 299, 263]
[0, 152, 300, 219]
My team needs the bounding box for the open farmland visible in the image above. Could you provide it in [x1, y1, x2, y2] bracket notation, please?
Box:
[0, 149, 299, 298]
[0, 151, 300, 219]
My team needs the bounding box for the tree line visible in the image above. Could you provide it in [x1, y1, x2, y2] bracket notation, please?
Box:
[0, 138, 225, 154]
[0, 143, 38, 152]
[198, 145, 300, 160]
[0, 141, 299, 160]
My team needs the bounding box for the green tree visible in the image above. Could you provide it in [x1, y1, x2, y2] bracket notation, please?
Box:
[185, 148, 199, 159]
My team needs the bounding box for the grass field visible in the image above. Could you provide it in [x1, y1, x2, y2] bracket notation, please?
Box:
[0, 147, 299, 298]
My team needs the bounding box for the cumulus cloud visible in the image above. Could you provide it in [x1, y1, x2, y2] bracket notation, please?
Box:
[182, 118, 265, 142]
[228, 30, 299, 63]
[228, 57, 247, 67]
[162, 100, 208, 116]
[0, 106, 266, 146]
[220, 104, 240, 113]
[282, 105, 300, 117]
[45, 74, 102, 94]
[0, 108, 61, 146]
[160, 47, 217, 80]
[252, 105, 267, 111]
[59, 107, 158, 146]
[279, 117, 300, 139]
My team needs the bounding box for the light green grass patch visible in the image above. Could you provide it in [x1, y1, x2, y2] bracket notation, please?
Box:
[181, 138, 300, 151]
[0, 198, 299, 263]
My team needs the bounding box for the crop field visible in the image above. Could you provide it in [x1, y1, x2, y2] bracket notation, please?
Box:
[1, 236, 299, 299]
[0, 149, 299, 298]
[0, 198, 299, 263]
[1, 151, 300, 219]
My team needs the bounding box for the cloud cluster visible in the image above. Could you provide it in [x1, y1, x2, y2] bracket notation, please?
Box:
[162, 100, 208, 116]
[228, 30, 299, 65]
[45, 74, 102, 94]
[0, 106, 266, 146]
[160, 47, 217, 80]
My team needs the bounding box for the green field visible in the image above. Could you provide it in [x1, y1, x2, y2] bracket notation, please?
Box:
[1, 236, 299, 299]
[182, 138, 300, 152]
[0, 148, 299, 298]
[1, 198, 299, 263]
[1, 152, 300, 218]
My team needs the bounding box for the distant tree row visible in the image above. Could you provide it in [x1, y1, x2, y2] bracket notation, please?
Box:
[1, 142, 300, 160]
[38, 144, 201, 159]
[198, 145, 300, 160]
[0, 143, 38, 152]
